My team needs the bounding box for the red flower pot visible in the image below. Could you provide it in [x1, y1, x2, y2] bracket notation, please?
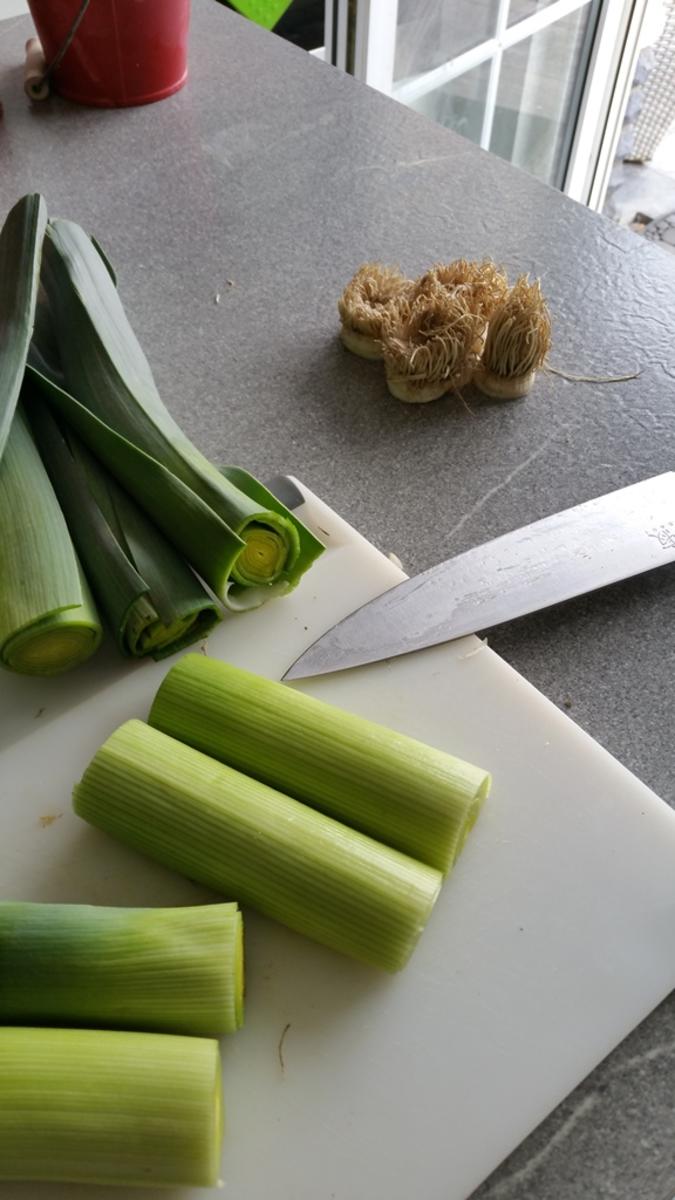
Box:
[27, 0, 191, 108]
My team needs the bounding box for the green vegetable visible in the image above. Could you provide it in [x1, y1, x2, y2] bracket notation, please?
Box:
[27, 392, 221, 658]
[149, 655, 490, 873]
[0, 900, 243, 1035]
[38, 218, 323, 607]
[0, 407, 101, 675]
[73, 720, 443, 972]
[0, 1026, 222, 1187]
[0, 193, 47, 459]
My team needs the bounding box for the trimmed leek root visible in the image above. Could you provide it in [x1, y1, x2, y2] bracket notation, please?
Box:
[0, 407, 101, 675]
[0, 901, 243, 1035]
[0, 1027, 222, 1187]
[381, 284, 485, 403]
[338, 263, 413, 359]
[474, 275, 551, 400]
[149, 656, 490, 875]
[413, 259, 509, 322]
[73, 720, 443, 972]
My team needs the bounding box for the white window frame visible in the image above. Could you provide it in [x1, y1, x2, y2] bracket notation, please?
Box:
[330, 0, 649, 206]
[564, 0, 650, 207]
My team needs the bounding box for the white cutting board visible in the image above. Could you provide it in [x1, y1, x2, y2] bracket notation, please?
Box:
[1, 481, 674, 1200]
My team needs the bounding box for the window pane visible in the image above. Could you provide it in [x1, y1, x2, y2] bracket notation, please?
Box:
[489, 6, 594, 186]
[508, 0, 558, 25]
[394, 0, 500, 81]
[407, 60, 492, 148]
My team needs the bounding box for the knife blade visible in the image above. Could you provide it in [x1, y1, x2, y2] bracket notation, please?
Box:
[283, 472, 675, 681]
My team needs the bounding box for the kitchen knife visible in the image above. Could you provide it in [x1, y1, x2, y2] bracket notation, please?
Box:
[283, 472, 675, 681]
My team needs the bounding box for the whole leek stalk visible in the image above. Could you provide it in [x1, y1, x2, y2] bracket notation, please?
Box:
[0, 193, 47, 458]
[0, 407, 101, 675]
[27, 392, 221, 658]
[0, 1027, 222, 1187]
[0, 901, 243, 1035]
[38, 218, 324, 607]
[149, 655, 491, 874]
[73, 720, 443, 972]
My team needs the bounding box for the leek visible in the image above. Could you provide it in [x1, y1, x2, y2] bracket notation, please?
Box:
[0, 193, 47, 459]
[0, 901, 243, 1035]
[0, 1027, 222, 1187]
[27, 357, 247, 600]
[73, 720, 443, 972]
[149, 655, 490, 873]
[27, 392, 221, 658]
[0, 408, 101, 675]
[39, 218, 324, 607]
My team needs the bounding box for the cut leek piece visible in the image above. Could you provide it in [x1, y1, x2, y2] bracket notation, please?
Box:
[149, 656, 490, 874]
[74, 720, 443, 972]
[0, 901, 243, 1035]
[0, 407, 101, 675]
[0, 193, 47, 460]
[27, 392, 221, 659]
[0, 1026, 222, 1187]
[220, 466, 324, 610]
[40, 219, 324, 605]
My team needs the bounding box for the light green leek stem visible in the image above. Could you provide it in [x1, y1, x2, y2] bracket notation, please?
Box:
[0, 901, 243, 1035]
[74, 720, 443, 972]
[149, 655, 491, 873]
[0, 408, 101, 675]
[0, 1026, 222, 1187]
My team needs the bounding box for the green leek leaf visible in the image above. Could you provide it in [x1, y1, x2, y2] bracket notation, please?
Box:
[0, 194, 47, 460]
[26, 390, 221, 659]
[39, 218, 323, 605]
[26, 358, 247, 601]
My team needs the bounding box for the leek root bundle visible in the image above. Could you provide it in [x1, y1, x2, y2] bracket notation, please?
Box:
[413, 258, 509, 322]
[337, 262, 413, 359]
[0, 1027, 222, 1188]
[149, 654, 490, 874]
[74, 719, 443, 973]
[474, 274, 552, 399]
[381, 283, 485, 403]
[338, 258, 551, 404]
[0, 900, 243, 1035]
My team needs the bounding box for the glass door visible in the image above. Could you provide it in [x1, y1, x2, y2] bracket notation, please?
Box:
[326, 0, 650, 206]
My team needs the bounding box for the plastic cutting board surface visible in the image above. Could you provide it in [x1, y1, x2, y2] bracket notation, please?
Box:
[1, 480, 674, 1200]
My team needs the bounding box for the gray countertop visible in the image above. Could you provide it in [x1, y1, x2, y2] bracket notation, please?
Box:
[1, 3, 674, 1196]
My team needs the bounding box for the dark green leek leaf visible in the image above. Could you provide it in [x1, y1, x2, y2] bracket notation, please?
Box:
[40, 219, 323, 603]
[26, 360, 246, 600]
[0, 194, 47, 460]
[26, 392, 221, 659]
[89, 235, 117, 286]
